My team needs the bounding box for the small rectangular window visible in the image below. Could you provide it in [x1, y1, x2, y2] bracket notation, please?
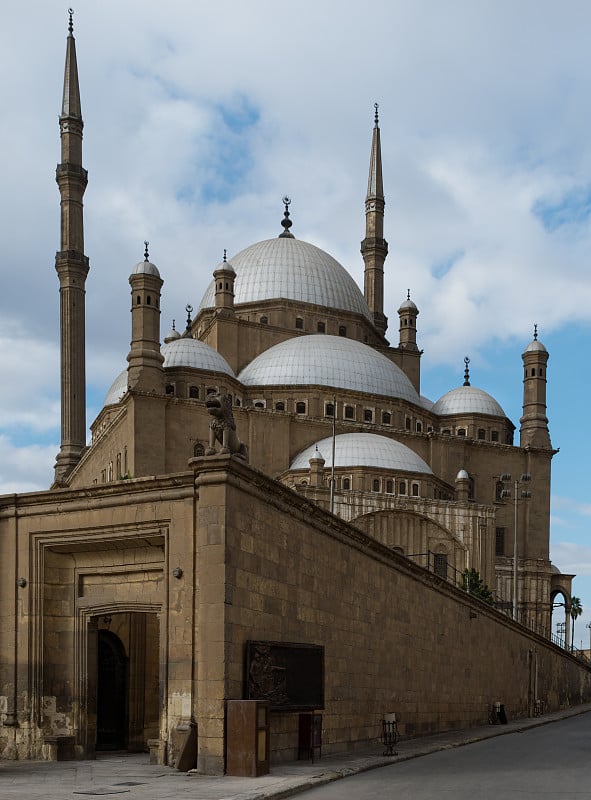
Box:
[495, 527, 505, 557]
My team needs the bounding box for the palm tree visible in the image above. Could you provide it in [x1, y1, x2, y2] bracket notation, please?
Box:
[570, 596, 583, 650]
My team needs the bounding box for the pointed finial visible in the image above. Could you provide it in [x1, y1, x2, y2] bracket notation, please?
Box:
[172, 319, 176, 331]
[144, 240, 149, 262]
[279, 195, 294, 238]
[185, 303, 193, 332]
[407, 289, 411, 301]
[374, 102, 379, 127]
[463, 356, 470, 387]
[533, 323, 538, 341]
[223, 249, 227, 263]
[68, 8, 74, 35]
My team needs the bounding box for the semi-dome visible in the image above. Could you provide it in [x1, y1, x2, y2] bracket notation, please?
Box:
[198, 237, 372, 321]
[431, 385, 506, 418]
[103, 339, 235, 407]
[290, 433, 432, 473]
[238, 335, 420, 403]
[162, 338, 235, 376]
[104, 370, 128, 406]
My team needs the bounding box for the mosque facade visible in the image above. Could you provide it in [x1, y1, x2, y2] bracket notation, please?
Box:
[0, 16, 579, 771]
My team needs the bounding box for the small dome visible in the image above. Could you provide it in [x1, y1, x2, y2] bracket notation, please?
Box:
[456, 469, 470, 481]
[104, 370, 128, 406]
[551, 564, 561, 575]
[238, 335, 420, 403]
[524, 339, 547, 354]
[214, 258, 235, 275]
[164, 326, 182, 344]
[162, 338, 235, 376]
[132, 259, 160, 278]
[290, 433, 433, 473]
[398, 298, 418, 313]
[432, 385, 506, 418]
[309, 446, 325, 463]
[198, 237, 372, 322]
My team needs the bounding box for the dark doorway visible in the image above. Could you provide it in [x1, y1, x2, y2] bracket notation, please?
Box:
[96, 630, 128, 750]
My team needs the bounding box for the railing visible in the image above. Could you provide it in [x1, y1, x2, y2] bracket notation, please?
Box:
[401, 549, 590, 665]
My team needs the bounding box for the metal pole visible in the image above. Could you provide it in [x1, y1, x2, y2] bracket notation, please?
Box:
[513, 479, 518, 620]
[329, 395, 336, 514]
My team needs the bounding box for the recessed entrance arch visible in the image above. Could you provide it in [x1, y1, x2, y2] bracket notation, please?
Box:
[97, 629, 127, 750]
[84, 610, 161, 755]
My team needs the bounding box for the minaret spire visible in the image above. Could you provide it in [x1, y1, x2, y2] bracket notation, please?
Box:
[361, 103, 388, 336]
[54, 9, 90, 484]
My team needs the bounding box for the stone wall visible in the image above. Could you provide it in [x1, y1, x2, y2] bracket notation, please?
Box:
[193, 455, 591, 771]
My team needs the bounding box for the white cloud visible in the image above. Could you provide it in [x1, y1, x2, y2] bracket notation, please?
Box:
[0, 436, 56, 495]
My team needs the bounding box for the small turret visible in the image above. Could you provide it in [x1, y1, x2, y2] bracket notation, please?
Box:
[397, 290, 419, 351]
[520, 325, 551, 449]
[126, 242, 165, 393]
[308, 445, 326, 488]
[213, 250, 235, 314]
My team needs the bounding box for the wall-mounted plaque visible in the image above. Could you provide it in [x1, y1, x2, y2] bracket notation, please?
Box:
[245, 641, 324, 711]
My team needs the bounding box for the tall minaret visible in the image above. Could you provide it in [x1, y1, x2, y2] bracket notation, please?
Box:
[361, 103, 388, 336]
[54, 10, 89, 484]
[520, 325, 551, 449]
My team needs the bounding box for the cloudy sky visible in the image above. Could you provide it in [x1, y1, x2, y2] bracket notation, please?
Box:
[1, 0, 591, 640]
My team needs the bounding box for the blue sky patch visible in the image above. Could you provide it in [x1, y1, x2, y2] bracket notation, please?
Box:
[533, 185, 591, 232]
[431, 249, 465, 278]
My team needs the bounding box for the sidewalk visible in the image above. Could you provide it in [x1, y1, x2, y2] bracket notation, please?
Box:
[2, 704, 590, 800]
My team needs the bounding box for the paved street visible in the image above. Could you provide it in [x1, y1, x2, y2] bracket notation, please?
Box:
[297, 710, 591, 800]
[1, 705, 590, 799]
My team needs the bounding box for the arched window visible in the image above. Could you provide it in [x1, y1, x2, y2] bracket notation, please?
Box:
[399, 481, 406, 495]
[317, 321, 326, 333]
[194, 442, 205, 457]
[136, 295, 141, 304]
[416, 421, 422, 433]
[491, 430, 499, 442]
[342, 477, 351, 490]
[412, 483, 419, 497]
[457, 428, 466, 437]
[295, 317, 303, 330]
[254, 401, 265, 409]
[405, 417, 411, 430]
[296, 401, 306, 414]
[364, 409, 373, 422]
[147, 295, 151, 305]
[275, 401, 285, 411]
[344, 405, 355, 420]
[386, 480, 393, 493]
[189, 386, 199, 399]
[372, 479, 380, 492]
[338, 325, 347, 337]
[382, 411, 391, 425]
[478, 428, 486, 440]
[495, 481, 504, 502]
[260, 316, 268, 325]
[325, 403, 335, 417]
[235, 398, 241, 407]
[165, 384, 175, 396]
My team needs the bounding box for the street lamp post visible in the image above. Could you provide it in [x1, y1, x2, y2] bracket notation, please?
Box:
[500, 472, 532, 622]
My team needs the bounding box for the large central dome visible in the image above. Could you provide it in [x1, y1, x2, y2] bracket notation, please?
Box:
[198, 237, 372, 321]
